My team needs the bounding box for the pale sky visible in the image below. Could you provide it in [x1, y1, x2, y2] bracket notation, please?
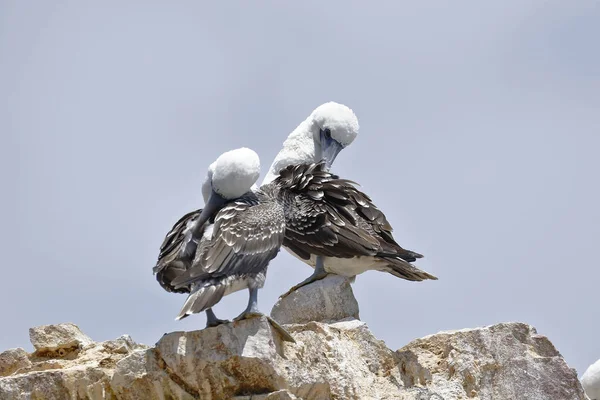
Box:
[2, 1, 598, 376]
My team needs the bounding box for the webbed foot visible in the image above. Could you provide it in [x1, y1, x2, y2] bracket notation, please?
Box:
[206, 317, 229, 328]
[205, 308, 229, 328]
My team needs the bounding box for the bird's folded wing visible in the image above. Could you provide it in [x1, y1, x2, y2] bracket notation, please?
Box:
[153, 208, 202, 274]
[171, 200, 285, 288]
[278, 162, 422, 261]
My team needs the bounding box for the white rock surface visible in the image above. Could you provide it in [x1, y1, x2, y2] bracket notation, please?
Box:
[582, 358, 600, 400]
[271, 275, 359, 324]
[29, 323, 94, 355]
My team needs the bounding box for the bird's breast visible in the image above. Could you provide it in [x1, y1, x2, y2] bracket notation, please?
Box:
[283, 246, 383, 277]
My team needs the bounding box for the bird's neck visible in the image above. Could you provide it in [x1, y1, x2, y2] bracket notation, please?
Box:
[262, 118, 319, 185]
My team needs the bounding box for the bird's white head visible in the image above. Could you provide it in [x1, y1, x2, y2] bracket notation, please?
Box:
[311, 102, 359, 169]
[311, 102, 359, 147]
[188, 148, 260, 243]
[262, 102, 359, 185]
[211, 147, 260, 200]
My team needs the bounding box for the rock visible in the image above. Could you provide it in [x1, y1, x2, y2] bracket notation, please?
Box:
[0, 349, 31, 377]
[582, 358, 600, 400]
[152, 316, 289, 399]
[102, 335, 140, 355]
[0, 324, 147, 400]
[397, 322, 586, 399]
[0, 315, 587, 399]
[282, 319, 404, 399]
[111, 348, 195, 400]
[122, 316, 402, 399]
[29, 323, 94, 356]
[270, 275, 359, 324]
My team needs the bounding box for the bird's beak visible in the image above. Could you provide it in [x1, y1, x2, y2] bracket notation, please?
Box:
[190, 191, 227, 237]
[320, 135, 343, 171]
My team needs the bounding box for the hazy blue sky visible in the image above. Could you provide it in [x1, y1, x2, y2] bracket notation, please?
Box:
[2, 1, 598, 376]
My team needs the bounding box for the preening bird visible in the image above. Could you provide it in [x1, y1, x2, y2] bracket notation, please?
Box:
[170, 149, 287, 323]
[259, 102, 434, 296]
[154, 148, 283, 327]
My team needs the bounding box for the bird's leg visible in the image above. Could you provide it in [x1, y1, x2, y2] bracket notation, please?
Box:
[205, 308, 229, 328]
[279, 256, 329, 299]
[232, 288, 297, 343]
[233, 287, 262, 321]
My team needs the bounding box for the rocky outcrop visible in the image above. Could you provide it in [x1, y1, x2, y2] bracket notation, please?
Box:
[28, 323, 94, 357]
[397, 324, 585, 400]
[0, 325, 147, 400]
[0, 278, 587, 399]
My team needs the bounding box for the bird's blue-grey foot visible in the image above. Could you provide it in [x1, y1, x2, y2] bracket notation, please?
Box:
[205, 308, 229, 328]
[233, 287, 296, 343]
[279, 255, 329, 299]
[233, 287, 263, 321]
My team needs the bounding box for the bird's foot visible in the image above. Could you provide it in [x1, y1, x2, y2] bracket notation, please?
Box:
[205, 308, 229, 328]
[205, 317, 229, 328]
[279, 270, 329, 299]
[232, 309, 296, 343]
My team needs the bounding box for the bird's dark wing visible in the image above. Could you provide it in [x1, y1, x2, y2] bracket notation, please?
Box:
[153, 208, 201, 293]
[277, 162, 423, 262]
[171, 198, 285, 289]
[157, 209, 202, 264]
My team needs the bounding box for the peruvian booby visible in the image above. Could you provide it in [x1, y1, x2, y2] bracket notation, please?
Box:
[582, 358, 600, 400]
[162, 148, 287, 328]
[154, 148, 271, 327]
[272, 161, 437, 297]
[259, 102, 434, 294]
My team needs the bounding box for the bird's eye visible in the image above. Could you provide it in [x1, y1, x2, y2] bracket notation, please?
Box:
[323, 128, 332, 139]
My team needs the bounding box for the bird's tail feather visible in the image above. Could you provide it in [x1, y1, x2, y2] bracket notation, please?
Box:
[381, 257, 437, 281]
[377, 248, 424, 263]
[175, 283, 226, 320]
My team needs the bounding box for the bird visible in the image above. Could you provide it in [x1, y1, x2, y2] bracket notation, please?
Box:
[273, 161, 437, 297]
[170, 149, 286, 323]
[258, 103, 434, 296]
[154, 148, 271, 327]
[582, 358, 600, 400]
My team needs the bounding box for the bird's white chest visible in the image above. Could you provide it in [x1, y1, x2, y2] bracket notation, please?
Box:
[284, 247, 381, 277]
